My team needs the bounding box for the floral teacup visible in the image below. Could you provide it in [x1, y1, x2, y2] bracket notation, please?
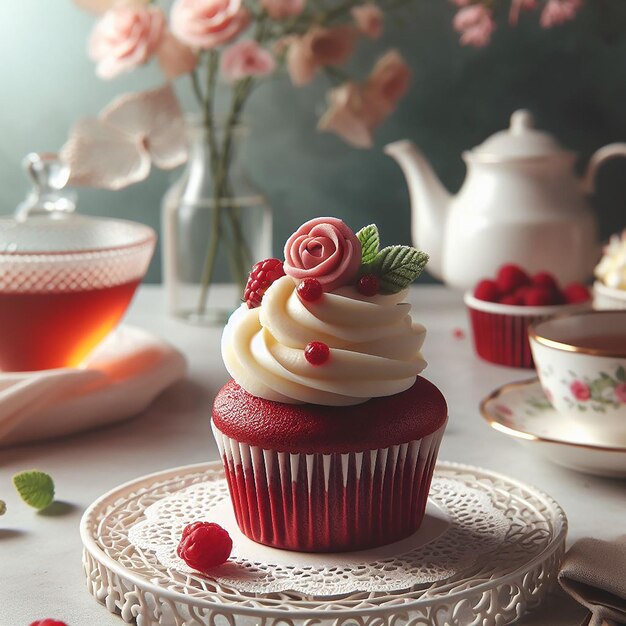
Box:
[529, 310, 626, 446]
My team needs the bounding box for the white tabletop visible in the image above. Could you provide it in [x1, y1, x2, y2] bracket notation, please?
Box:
[2, 285, 623, 625]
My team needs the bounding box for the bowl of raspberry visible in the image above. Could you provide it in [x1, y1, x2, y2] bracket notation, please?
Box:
[464, 264, 591, 368]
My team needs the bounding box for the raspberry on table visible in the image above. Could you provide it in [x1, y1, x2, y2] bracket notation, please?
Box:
[177, 522, 233, 572]
[304, 341, 330, 365]
[496, 264, 530, 295]
[563, 283, 590, 304]
[297, 278, 323, 302]
[29, 620, 68, 626]
[356, 274, 380, 296]
[244, 258, 285, 309]
[474, 279, 501, 302]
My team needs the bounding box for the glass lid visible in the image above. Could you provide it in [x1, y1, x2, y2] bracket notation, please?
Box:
[0, 153, 154, 254]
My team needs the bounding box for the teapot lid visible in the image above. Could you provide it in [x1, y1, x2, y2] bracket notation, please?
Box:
[0, 153, 153, 254]
[468, 110, 573, 161]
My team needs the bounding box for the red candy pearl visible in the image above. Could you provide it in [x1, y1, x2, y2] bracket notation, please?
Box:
[357, 274, 380, 296]
[305, 341, 330, 366]
[297, 278, 323, 302]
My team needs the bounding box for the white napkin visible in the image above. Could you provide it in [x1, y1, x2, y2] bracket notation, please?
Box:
[0, 325, 187, 447]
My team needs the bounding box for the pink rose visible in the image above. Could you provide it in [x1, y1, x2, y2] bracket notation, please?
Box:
[88, 3, 165, 79]
[318, 82, 386, 149]
[261, 0, 305, 20]
[453, 4, 496, 47]
[318, 51, 410, 149]
[283, 218, 362, 292]
[570, 380, 591, 402]
[615, 383, 626, 404]
[509, 0, 538, 25]
[170, 0, 250, 50]
[540, 0, 583, 28]
[351, 4, 384, 39]
[221, 40, 276, 82]
[157, 31, 199, 78]
[365, 49, 411, 106]
[287, 26, 357, 86]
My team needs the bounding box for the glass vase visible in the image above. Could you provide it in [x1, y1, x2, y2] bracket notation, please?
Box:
[161, 122, 272, 324]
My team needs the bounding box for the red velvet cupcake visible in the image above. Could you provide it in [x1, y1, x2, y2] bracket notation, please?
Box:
[212, 378, 446, 552]
[212, 218, 447, 552]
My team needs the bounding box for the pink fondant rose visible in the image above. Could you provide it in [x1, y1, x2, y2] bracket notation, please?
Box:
[170, 0, 250, 50]
[283, 218, 362, 292]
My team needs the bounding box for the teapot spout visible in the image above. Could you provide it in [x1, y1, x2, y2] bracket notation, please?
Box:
[384, 140, 451, 282]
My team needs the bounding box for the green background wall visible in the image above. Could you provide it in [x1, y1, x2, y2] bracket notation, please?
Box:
[1, 0, 625, 283]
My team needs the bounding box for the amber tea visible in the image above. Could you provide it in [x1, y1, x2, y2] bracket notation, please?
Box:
[0, 278, 140, 371]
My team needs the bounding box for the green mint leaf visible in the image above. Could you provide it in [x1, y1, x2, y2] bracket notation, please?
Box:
[372, 245, 429, 293]
[356, 224, 380, 265]
[617, 366, 626, 383]
[0, 500, 5, 515]
[13, 470, 55, 510]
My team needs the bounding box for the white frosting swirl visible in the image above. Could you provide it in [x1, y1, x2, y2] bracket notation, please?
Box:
[595, 231, 626, 290]
[222, 275, 427, 406]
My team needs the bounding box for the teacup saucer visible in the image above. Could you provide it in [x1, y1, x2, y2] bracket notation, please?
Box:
[480, 378, 626, 477]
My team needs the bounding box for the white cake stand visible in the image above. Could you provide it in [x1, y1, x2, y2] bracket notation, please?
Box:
[80, 461, 567, 626]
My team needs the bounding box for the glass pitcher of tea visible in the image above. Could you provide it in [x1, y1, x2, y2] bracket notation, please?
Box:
[0, 153, 155, 371]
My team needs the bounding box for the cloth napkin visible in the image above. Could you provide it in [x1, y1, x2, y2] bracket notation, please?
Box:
[559, 536, 626, 626]
[0, 325, 186, 447]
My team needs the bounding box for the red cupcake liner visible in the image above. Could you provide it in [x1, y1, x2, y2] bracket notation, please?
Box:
[211, 422, 446, 553]
[465, 293, 589, 368]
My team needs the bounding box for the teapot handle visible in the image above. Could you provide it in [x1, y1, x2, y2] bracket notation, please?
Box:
[582, 143, 626, 194]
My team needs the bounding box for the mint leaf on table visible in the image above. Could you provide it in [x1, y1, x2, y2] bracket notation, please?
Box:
[13, 470, 55, 510]
[356, 224, 380, 265]
[371, 246, 429, 293]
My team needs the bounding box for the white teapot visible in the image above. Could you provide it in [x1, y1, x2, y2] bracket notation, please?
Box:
[385, 110, 626, 289]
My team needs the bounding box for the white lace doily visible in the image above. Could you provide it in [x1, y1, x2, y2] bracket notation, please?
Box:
[128, 476, 508, 594]
[81, 461, 568, 626]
